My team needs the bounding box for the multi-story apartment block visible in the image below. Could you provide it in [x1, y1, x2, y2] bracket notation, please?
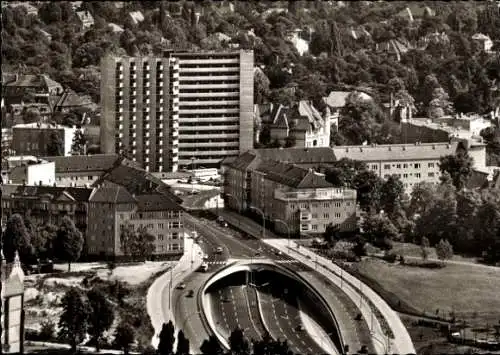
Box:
[331, 142, 459, 193]
[12, 122, 78, 157]
[1, 157, 185, 261]
[1, 156, 55, 186]
[87, 187, 184, 260]
[223, 152, 357, 236]
[101, 50, 254, 172]
[174, 50, 254, 169]
[1, 184, 93, 241]
[42, 154, 120, 187]
[101, 55, 180, 172]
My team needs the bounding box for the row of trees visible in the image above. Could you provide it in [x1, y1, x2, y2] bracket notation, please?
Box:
[322, 152, 500, 263]
[120, 224, 156, 261]
[3, 213, 83, 271]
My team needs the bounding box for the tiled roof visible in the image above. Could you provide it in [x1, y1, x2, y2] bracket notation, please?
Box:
[272, 105, 290, 129]
[255, 159, 333, 189]
[472, 33, 491, 41]
[2, 184, 94, 202]
[135, 194, 181, 211]
[223, 151, 259, 171]
[54, 90, 94, 109]
[108, 23, 124, 33]
[76, 11, 94, 23]
[332, 142, 459, 162]
[129, 11, 145, 24]
[5, 74, 62, 90]
[0, 184, 19, 197]
[42, 154, 119, 173]
[271, 101, 324, 131]
[93, 158, 183, 209]
[90, 186, 136, 204]
[253, 147, 337, 165]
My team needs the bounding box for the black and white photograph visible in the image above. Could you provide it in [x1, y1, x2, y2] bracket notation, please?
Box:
[1, 1, 500, 355]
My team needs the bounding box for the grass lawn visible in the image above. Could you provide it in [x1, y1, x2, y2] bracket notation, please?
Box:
[355, 258, 500, 326]
[390, 242, 478, 263]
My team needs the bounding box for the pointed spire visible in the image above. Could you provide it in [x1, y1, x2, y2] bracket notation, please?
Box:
[14, 251, 21, 269]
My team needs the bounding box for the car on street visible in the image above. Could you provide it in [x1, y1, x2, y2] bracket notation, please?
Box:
[187, 290, 195, 298]
[275, 250, 283, 256]
[217, 216, 228, 227]
[221, 296, 230, 303]
[177, 283, 186, 290]
[199, 263, 208, 272]
[295, 325, 304, 331]
[216, 246, 223, 254]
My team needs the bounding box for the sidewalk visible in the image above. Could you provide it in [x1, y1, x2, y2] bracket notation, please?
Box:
[297, 297, 339, 355]
[147, 234, 204, 348]
[264, 239, 416, 355]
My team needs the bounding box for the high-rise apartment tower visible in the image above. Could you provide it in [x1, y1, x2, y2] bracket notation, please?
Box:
[100, 56, 179, 172]
[100, 50, 254, 171]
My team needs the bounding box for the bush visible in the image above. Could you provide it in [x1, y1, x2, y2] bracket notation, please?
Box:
[382, 253, 398, 263]
[405, 260, 445, 269]
[39, 320, 56, 341]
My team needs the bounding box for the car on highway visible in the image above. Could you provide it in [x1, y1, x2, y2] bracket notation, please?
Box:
[199, 263, 208, 272]
[216, 246, 223, 254]
[203, 254, 209, 260]
[187, 290, 195, 298]
[176, 283, 186, 290]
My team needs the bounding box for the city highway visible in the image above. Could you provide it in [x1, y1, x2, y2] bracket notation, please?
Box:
[208, 284, 267, 343]
[255, 272, 331, 355]
[177, 210, 368, 354]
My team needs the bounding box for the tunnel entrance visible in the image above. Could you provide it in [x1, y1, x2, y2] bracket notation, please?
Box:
[204, 265, 343, 355]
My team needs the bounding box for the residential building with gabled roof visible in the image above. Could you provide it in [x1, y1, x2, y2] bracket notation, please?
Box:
[332, 142, 459, 193]
[76, 10, 94, 30]
[128, 10, 145, 26]
[1, 158, 186, 261]
[53, 90, 95, 113]
[472, 33, 494, 52]
[88, 161, 185, 260]
[267, 100, 331, 148]
[375, 38, 411, 62]
[3, 74, 63, 107]
[222, 152, 357, 236]
[41, 154, 120, 187]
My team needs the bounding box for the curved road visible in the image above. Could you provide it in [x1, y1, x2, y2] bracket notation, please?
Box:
[175, 212, 374, 354]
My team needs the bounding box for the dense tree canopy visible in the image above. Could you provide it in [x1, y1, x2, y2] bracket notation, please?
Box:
[1, 1, 497, 118]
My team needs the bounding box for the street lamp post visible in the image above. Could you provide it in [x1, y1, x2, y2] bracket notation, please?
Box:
[274, 219, 291, 247]
[359, 279, 363, 309]
[225, 193, 242, 228]
[191, 157, 195, 194]
[250, 206, 265, 238]
[168, 265, 173, 310]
